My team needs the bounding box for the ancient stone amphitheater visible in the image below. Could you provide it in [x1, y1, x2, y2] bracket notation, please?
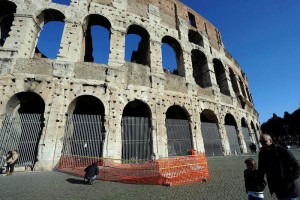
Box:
[0, 0, 260, 173]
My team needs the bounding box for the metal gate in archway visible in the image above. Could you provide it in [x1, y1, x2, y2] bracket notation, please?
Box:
[0, 113, 42, 168]
[166, 119, 192, 157]
[242, 127, 251, 152]
[60, 114, 103, 168]
[201, 122, 223, 156]
[225, 125, 241, 154]
[121, 117, 152, 163]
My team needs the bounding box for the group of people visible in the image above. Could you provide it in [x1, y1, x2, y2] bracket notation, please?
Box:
[244, 134, 300, 200]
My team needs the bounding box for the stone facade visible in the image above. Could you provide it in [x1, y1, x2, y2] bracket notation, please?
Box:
[0, 0, 260, 171]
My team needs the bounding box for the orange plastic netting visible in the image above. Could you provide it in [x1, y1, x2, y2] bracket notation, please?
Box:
[58, 152, 209, 186]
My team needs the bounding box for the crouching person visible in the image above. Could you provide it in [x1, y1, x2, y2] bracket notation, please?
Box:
[84, 162, 99, 185]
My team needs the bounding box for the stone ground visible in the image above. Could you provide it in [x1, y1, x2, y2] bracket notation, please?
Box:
[0, 149, 299, 200]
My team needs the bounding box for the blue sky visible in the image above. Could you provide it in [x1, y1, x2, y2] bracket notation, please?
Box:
[180, 0, 300, 123]
[40, 0, 300, 124]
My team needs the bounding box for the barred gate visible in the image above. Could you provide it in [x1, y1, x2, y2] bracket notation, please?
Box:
[225, 125, 241, 154]
[201, 122, 223, 156]
[242, 127, 251, 152]
[0, 113, 42, 168]
[61, 114, 103, 168]
[166, 119, 192, 157]
[121, 117, 152, 163]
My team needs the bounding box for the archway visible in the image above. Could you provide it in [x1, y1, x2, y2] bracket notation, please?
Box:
[224, 114, 241, 154]
[61, 95, 105, 168]
[191, 49, 208, 88]
[0, 1, 16, 47]
[121, 100, 152, 163]
[165, 105, 193, 157]
[200, 109, 222, 156]
[213, 59, 230, 96]
[0, 92, 45, 169]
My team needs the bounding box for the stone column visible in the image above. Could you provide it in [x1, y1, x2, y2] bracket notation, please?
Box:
[218, 122, 231, 155]
[224, 67, 236, 97]
[57, 20, 83, 62]
[236, 125, 247, 153]
[108, 28, 126, 67]
[205, 60, 219, 90]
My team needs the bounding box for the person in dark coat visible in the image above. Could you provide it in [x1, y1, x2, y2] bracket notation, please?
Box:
[258, 134, 300, 200]
[84, 162, 99, 185]
[244, 158, 266, 199]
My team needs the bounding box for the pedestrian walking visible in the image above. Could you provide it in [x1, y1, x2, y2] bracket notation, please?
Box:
[244, 158, 266, 200]
[84, 162, 99, 185]
[258, 134, 300, 200]
[3, 150, 19, 176]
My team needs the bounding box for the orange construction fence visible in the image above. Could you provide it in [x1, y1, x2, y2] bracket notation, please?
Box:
[58, 152, 209, 186]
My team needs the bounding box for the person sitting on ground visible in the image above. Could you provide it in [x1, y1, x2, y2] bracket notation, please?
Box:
[244, 158, 266, 200]
[3, 150, 19, 176]
[84, 162, 99, 185]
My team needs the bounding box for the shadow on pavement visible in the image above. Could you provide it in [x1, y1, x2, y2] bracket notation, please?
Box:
[66, 178, 87, 185]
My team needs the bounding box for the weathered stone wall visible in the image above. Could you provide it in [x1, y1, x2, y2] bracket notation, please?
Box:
[0, 0, 260, 171]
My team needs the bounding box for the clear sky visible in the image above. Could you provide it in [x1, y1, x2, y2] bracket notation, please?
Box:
[41, 0, 300, 124]
[180, 0, 300, 123]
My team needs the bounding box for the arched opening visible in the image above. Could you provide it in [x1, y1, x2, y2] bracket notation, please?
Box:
[125, 25, 150, 66]
[121, 100, 152, 163]
[84, 14, 111, 64]
[52, 0, 71, 6]
[224, 113, 241, 154]
[161, 36, 184, 77]
[241, 118, 251, 151]
[200, 109, 222, 156]
[61, 95, 105, 168]
[188, 29, 203, 47]
[0, 1, 16, 47]
[191, 49, 207, 88]
[213, 59, 230, 95]
[165, 105, 193, 157]
[238, 77, 247, 97]
[0, 92, 45, 170]
[35, 9, 65, 59]
[229, 68, 239, 94]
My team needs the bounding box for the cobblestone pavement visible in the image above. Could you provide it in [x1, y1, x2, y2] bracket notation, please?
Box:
[0, 149, 299, 200]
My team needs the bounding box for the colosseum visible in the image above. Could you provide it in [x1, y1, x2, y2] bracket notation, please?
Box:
[0, 0, 260, 177]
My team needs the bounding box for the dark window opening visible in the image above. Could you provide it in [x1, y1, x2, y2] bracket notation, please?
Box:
[188, 12, 196, 28]
[35, 9, 65, 59]
[225, 114, 237, 127]
[166, 105, 193, 157]
[188, 29, 203, 47]
[162, 36, 184, 77]
[84, 14, 111, 63]
[125, 25, 150, 66]
[72, 95, 105, 116]
[200, 110, 218, 123]
[213, 59, 229, 95]
[52, 0, 71, 6]
[0, 1, 16, 47]
[229, 68, 239, 94]
[122, 100, 150, 118]
[122, 100, 152, 162]
[241, 118, 247, 128]
[191, 49, 207, 88]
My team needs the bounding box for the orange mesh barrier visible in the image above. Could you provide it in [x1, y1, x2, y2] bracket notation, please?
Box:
[58, 152, 209, 186]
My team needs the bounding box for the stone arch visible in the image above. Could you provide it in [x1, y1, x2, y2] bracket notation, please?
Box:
[229, 68, 239, 94]
[165, 105, 193, 157]
[121, 100, 153, 162]
[0, 1, 17, 47]
[224, 113, 241, 154]
[63, 95, 105, 159]
[238, 76, 247, 97]
[188, 29, 203, 47]
[161, 36, 184, 77]
[200, 109, 223, 156]
[125, 24, 150, 66]
[83, 14, 111, 63]
[3, 92, 45, 169]
[191, 49, 208, 88]
[35, 9, 65, 58]
[213, 59, 230, 96]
